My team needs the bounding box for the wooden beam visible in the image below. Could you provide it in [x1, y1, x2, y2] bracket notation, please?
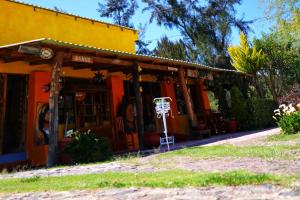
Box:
[48, 51, 63, 167]
[3, 56, 29, 63]
[63, 53, 133, 67]
[178, 66, 196, 128]
[132, 62, 144, 150]
[29, 59, 51, 66]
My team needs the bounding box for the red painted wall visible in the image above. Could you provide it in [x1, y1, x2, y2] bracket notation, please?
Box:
[106, 76, 124, 118]
[26, 71, 51, 166]
[160, 81, 180, 134]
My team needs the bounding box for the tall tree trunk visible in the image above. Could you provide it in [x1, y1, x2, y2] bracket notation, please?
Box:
[48, 52, 63, 167]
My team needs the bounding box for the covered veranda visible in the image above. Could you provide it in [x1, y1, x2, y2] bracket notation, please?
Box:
[0, 38, 244, 166]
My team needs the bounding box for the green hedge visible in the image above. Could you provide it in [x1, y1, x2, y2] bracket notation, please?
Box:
[230, 86, 277, 131]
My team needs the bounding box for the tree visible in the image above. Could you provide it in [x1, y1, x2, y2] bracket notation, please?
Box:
[135, 23, 152, 55]
[154, 36, 187, 59]
[254, 33, 300, 101]
[97, 0, 138, 28]
[264, 0, 300, 48]
[228, 33, 266, 74]
[228, 33, 267, 97]
[142, 0, 252, 66]
[97, 0, 151, 54]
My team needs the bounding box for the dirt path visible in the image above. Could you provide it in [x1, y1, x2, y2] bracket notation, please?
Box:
[0, 128, 290, 179]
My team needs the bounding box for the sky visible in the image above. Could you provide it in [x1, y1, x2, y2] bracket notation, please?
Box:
[20, 0, 272, 50]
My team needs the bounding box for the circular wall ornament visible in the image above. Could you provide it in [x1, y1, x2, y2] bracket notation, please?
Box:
[40, 48, 54, 59]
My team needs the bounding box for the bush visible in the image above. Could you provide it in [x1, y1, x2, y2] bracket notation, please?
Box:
[250, 98, 277, 129]
[230, 86, 250, 130]
[277, 112, 300, 134]
[230, 86, 277, 131]
[274, 104, 300, 135]
[65, 130, 112, 163]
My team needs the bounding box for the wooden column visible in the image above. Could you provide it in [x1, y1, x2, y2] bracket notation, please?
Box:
[0, 74, 7, 154]
[132, 63, 144, 150]
[178, 66, 196, 127]
[48, 52, 63, 167]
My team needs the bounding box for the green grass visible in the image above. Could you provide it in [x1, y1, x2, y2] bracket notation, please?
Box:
[267, 133, 300, 142]
[0, 170, 290, 193]
[157, 145, 300, 160]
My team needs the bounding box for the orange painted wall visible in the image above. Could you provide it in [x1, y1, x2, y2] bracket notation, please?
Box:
[197, 79, 211, 112]
[160, 81, 181, 134]
[27, 71, 51, 166]
[106, 76, 124, 118]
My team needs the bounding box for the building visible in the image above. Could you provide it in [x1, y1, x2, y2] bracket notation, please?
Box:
[0, 0, 242, 167]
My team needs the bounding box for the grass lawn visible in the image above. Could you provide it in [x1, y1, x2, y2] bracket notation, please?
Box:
[156, 144, 300, 160]
[0, 170, 291, 193]
[267, 133, 300, 142]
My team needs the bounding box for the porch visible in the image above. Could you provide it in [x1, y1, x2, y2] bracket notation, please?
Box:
[0, 38, 245, 167]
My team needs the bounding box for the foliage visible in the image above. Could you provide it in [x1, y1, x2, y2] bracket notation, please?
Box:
[264, 0, 300, 48]
[208, 91, 219, 112]
[250, 98, 277, 129]
[229, 86, 249, 130]
[0, 170, 287, 192]
[229, 86, 276, 130]
[273, 103, 300, 134]
[142, 0, 252, 66]
[97, 0, 138, 28]
[228, 33, 267, 74]
[65, 130, 112, 163]
[254, 34, 300, 100]
[154, 36, 187, 60]
[135, 23, 152, 55]
[97, 0, 151, 54]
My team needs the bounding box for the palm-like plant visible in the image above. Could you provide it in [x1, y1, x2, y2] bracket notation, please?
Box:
[228, 33, 266, 75]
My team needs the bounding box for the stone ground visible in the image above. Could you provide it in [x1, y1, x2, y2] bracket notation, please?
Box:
[2, 127, 300, 199]
[2, 185, 300, 200]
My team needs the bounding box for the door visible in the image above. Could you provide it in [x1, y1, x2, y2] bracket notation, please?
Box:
[2, 74, 28, 154]
[0, 74, 7, 154]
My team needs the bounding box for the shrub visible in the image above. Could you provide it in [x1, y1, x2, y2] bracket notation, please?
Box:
[230, 86, 277, 131]
[230, 86, 250, 130]
[274, 104, 300, 135]
[65, 130, 112, 163]
[250, 98, 277, 129]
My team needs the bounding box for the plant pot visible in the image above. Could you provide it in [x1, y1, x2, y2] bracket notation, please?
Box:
[226, 119, 237, 133]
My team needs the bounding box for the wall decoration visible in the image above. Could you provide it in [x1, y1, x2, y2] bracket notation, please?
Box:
[34, 103, 50, 146]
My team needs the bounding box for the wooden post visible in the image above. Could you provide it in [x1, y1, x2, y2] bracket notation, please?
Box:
[132, 62, 144, 150]
[48, 52, 63, 167]
[178, 66, 196, 127]
[0, 74, 7, 154]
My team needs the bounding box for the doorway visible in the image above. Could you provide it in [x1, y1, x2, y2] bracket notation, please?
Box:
[0, 74, 28, 155]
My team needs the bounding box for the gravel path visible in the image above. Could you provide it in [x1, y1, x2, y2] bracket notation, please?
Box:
[2, 185, 300, 200]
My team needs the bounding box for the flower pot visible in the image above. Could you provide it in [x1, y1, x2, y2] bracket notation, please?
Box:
[226, 119, 237, 133]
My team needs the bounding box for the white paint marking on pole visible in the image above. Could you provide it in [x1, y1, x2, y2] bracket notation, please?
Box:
[153, 97, 174, 151]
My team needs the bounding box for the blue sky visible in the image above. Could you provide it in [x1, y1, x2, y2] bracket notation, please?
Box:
[21, 0, 271, 49]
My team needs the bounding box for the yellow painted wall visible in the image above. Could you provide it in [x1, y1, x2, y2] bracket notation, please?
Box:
[0, 0, 138, 52]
